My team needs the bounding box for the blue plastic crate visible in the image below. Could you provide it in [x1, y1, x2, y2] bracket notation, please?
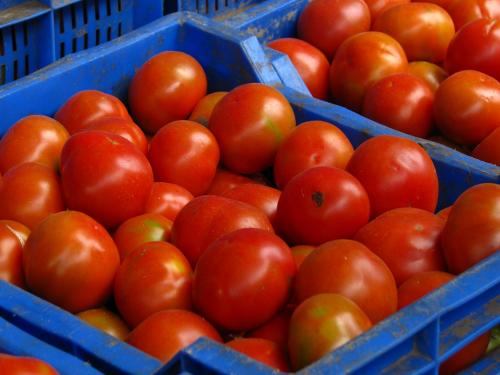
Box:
[176, 0, 268, 18]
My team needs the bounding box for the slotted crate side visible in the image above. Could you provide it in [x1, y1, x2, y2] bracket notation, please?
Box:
[177, 0, 267, 18]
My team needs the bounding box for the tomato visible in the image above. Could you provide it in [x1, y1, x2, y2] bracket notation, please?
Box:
[297, 0, 371, 60]
[354, 207, 446, 285]
[205, 168, 256, 195]
[408, 61, 448, 92]
[277, 166, 370, 246]
[447, 0, 500, 31]
[226, 338, 290, 371]
[209, 83, 296, 174]
[0, 162, 64, 229]
[0, 220, 29, 288]
[362, 73, 435, 137]
[472, 127, 500, 165]
[289, 293, 372, 370]
[440, 334, 490, 375]
[61, 130, 153, 229]
[346, 135, 439, 217]
[114, 242, 192, 327]
[436, 206, 452, 221]
[0, 219, 29, 245]
[193, 228, 295, 332]
[433, 70, 500, 146]
[363, 0, 409, 24]
[77, 308, 130, 340]
[295, 239, 397, 323]
[126, 310, 222, 363]
[188, 91, 227, 126]
[267, 38, 330, 99]
[445, 18, 500, 82]
[441, 183, 500, 274]
[85, 116, 148, 155]
[113, 213, 173, 261]
[374, 3, 455, 64]
[273, 120, 354, 188]
[171, 195, 273, 266]
[23, 211, 119, 313]
[0, 115, 69, 174]
[144, 182, 194, 221]
[55, 90, 131, 135]
[0, 353, 58, 375]
[247, 309, 292, 353]
[330, 32, 408, 112]
[129, 51, 207, 134]
[148, 120, 219, 196]
[291, 245, 316, 269]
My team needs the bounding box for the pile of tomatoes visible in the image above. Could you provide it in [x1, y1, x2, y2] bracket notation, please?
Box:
[267, 0, 500, 165]
[0, 45, 498, 374]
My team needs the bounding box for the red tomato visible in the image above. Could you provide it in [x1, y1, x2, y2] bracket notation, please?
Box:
[472, 127, 500, 165]
[144, 182, 194, 221]
[129, 51, 207, 134]
[273, 120, 354, 188]
[295, 239, 397, 323]
[114, 242, 192, 327]
[408, 61, 449, 92]
[436, 206, 452, 221]
[373, 3, 455, 64]
[441, 183, 500, 274]
[113, 213, 173, 261]
[60, 130, 153, 229]
[126, 310, 222, 363]
[289, 293, 372, 370]
[0, 220, 29, 288]
[226, 338, 290, 372]
[445, 18, 500, 82]
[354, 207, 446, 285]
[364, 0, 410, 23]
[291, 245, 316, 269]
[77, 308, 130, 340]
[148, 120, 219, 196]
[171, 195, 274, 266]
[433, 70, 500, 146]
[205, 168, 256, 195]
[297, 0, 371, 60]
[247, 309, 292, 353]
[188, 91, 227, 126]
[209, 83, 296, 174]
[362, 73, 435, 137]
[0, 162, 65, 229]
[0, 353, 58, 375]
[440, 334, 491, 375]
[267, 38, 330, 99]
[23, 211, 120, 313]
[55, 90, 131, 135]
[0, 115, 69, 174]
[447, 0, 500, 31]
[277, 166, 370, 246]
[330, 32, 408, 112]
[346, 135, 439, 217]
[193, 228, 295, 332]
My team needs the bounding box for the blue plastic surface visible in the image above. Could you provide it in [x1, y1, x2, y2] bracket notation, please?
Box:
[177, 0, 266, 18]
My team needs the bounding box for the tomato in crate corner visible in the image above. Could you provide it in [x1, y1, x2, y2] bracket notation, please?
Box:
[77, 308, 130, 341]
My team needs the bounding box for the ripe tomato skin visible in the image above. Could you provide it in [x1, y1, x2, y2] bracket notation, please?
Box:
[297, 0, 371, 60]
[209, 83, 296, 174]
[267, 38, 330, 99]
[247, 309, 292, 353]
[277, 166, 370, 246]
[436, 206, 452, 221]
[433, 70, 500, 146]
[362, 73, 435, 137]
[0, 162, 65, 230]
[0, 353, 59, 375]
[346, 135, 439, 218]
[114, 242, 192, 328]
[126, 310, 222, 363]
[193, 228, 295, 332]
[364, 0, 409, 23]
[128, 51, 207, 134]
[148, 120, 219, 196]
[289, 293, 372, 370]
[273, 120, 354, 188]
[226, 338, 290, 372]
[113, 213, 173, 261]
[295, 239, 397, 323]
[472, 127, 500, 165]
[144, 182, 194, 221]
[23, 211, 120, 313]
[188, 91, 227, 126]
[373, 3, 455, 64]
[441, 183, 500, 274]
[408, 61, 448, 92]
[447, 0, 500, 31]
[0, 115, 69, 174]
[354, 207, 446, 285]
[205, 168, 255, 195]
[445, 18, 500, 82]
[171, 195, 274, 267]
[77, 308, 130, 340]
[291, 245, 316, 269]
[60, 130, 154, 229]
[55, 90, 131, 135]
[0, 220, 29, 288]
[440, 334, 490, 375]
[329, 32, 408, 112]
